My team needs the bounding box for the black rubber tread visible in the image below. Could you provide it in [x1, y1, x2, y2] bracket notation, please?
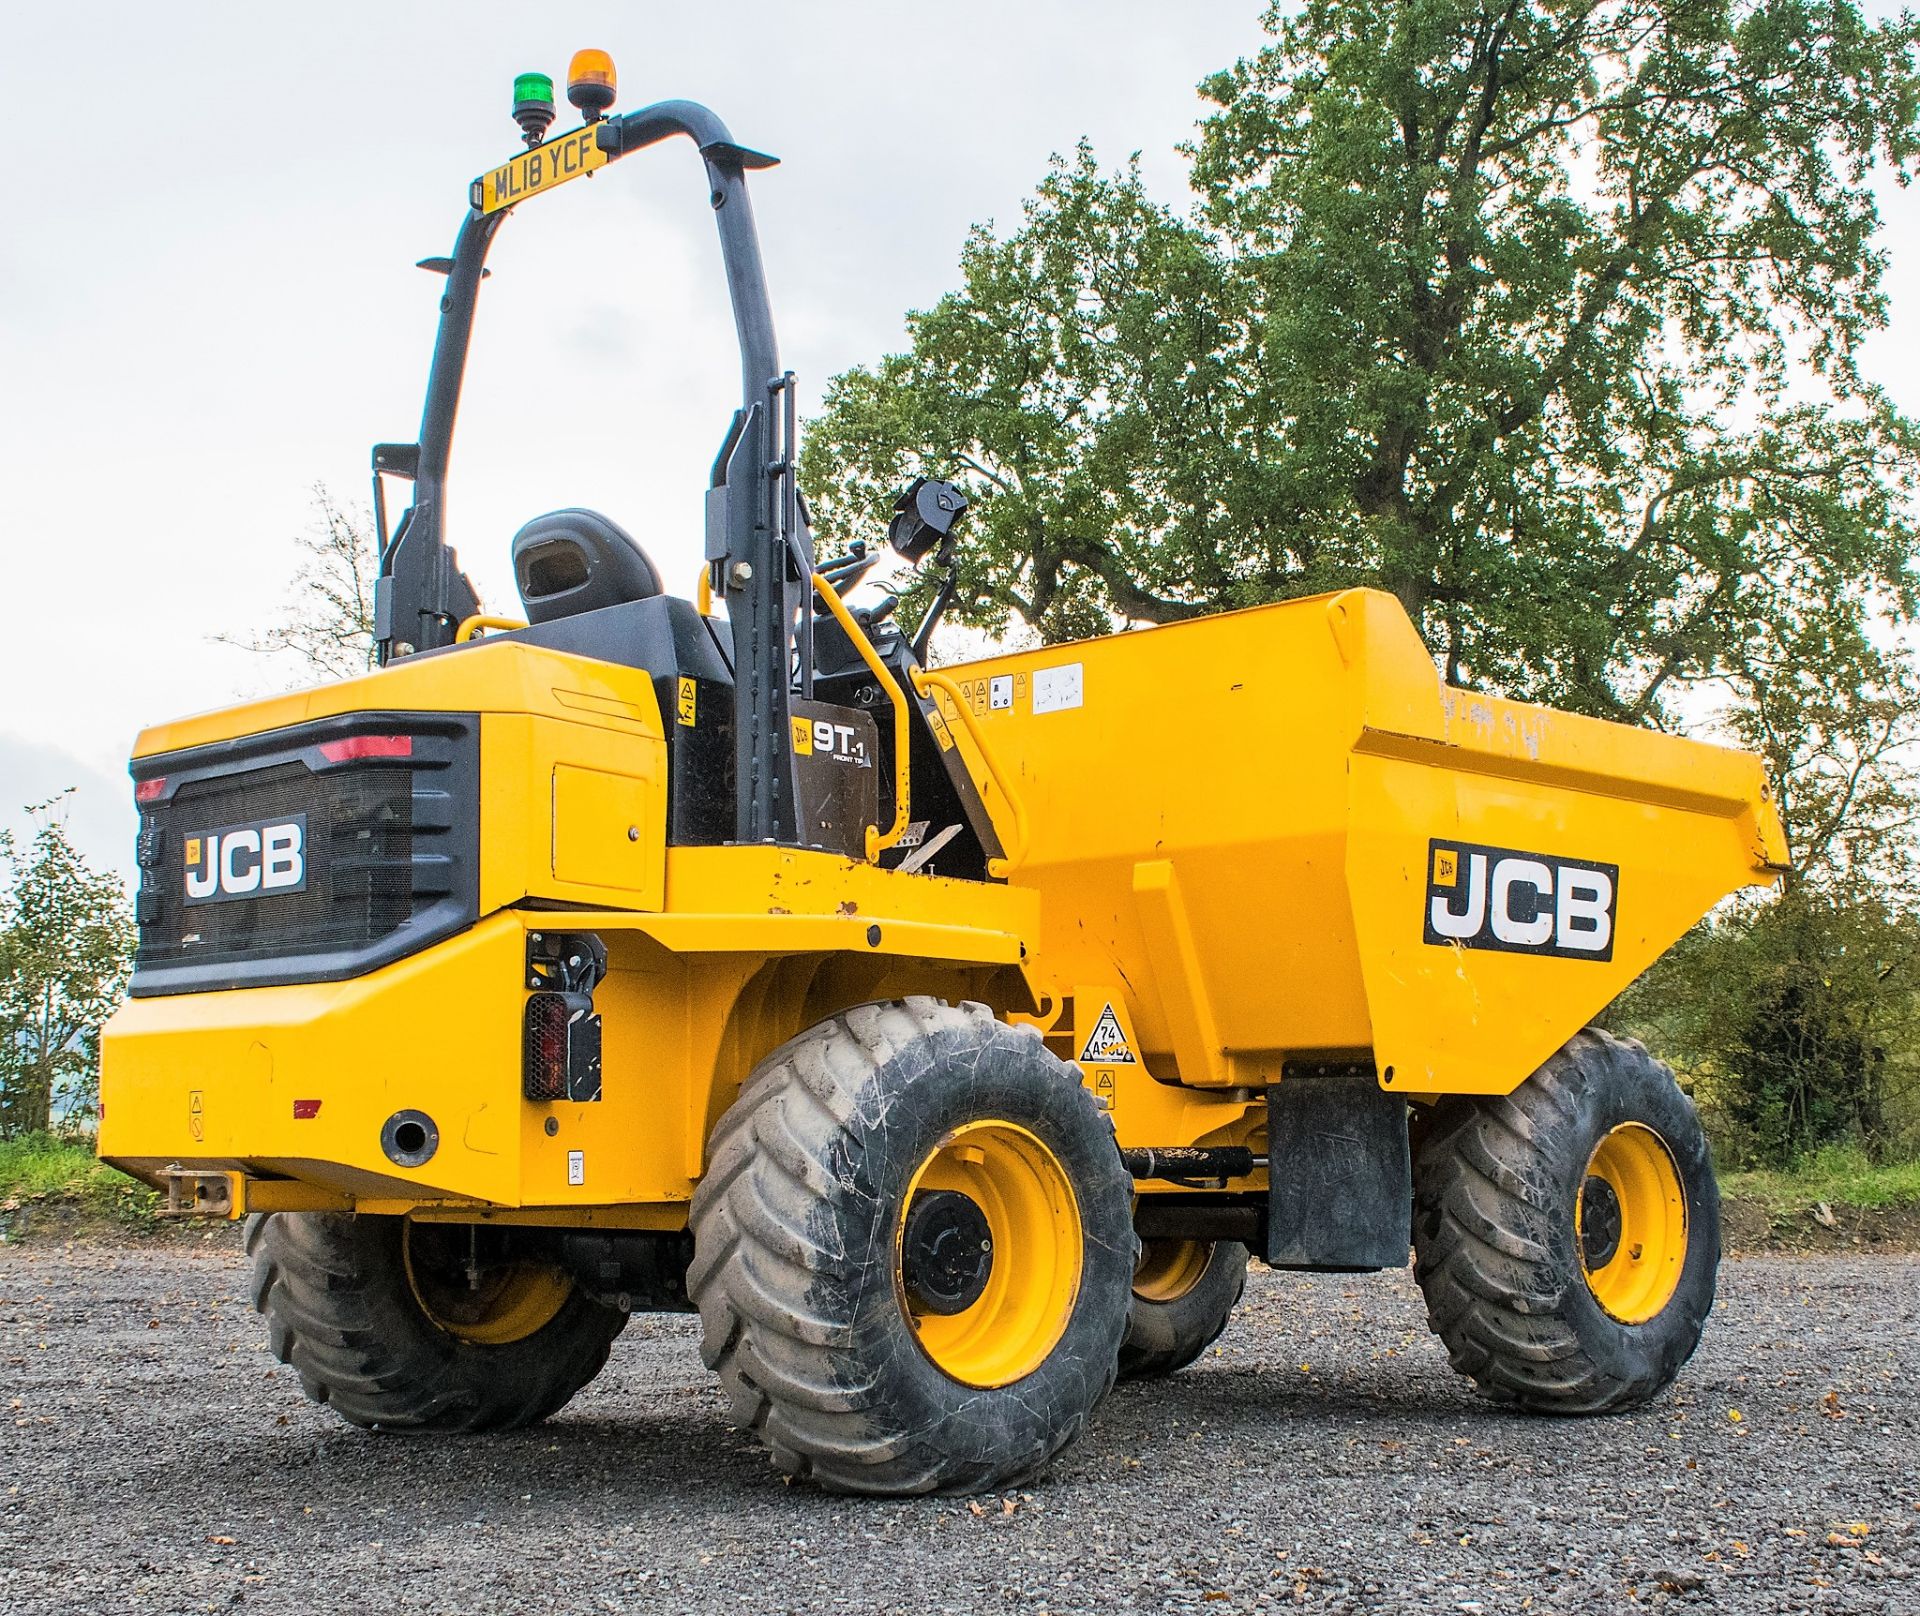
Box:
[1411, 1028, 1720, 1414]
[687, 996, 1136, 1496]
[1117, 1239, 1249, 1379]
[247, 1212, 626, 1433]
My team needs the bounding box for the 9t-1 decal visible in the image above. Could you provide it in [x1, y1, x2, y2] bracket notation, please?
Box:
[1423, 839, 1616, 961]
[184, 814, 308, 905]
[790, 716, 871, 764]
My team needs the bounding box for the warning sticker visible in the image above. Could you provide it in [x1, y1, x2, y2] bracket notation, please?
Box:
[1078, 1003, 1137, 1065]
[1032, 662, 1083, 714]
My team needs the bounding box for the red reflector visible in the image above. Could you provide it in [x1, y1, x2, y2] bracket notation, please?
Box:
[134, 778, 167, 802]
[524, 994, 569, 1102]
[317, 734, 412, 763]
[292, 1099, 323, 1120]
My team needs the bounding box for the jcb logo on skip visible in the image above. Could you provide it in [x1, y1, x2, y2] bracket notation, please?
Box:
[184, 813, 308, 905]
[1423, 838, 1616, 961]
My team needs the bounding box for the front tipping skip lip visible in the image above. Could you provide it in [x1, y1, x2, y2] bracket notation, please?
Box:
[99, 56, 1786, 1496]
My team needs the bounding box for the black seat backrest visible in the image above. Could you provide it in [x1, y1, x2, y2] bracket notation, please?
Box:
[512, 508, 663, 624]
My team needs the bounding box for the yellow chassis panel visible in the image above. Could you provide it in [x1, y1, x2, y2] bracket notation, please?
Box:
[103, 824, 1038, 1216]
[934, 588, 1784, 1097]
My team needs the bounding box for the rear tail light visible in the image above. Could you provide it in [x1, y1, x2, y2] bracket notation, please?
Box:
[317, 734, 413, 764]
[524, 991, 602, 1102]
[135, 778, 167, 803]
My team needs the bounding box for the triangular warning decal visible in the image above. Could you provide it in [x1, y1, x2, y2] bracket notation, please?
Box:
[1078, 1003, 1137, 1065]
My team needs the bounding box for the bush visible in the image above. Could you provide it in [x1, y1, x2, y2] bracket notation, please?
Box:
[0, 799, 134, 1137]
[1617, 889, 1920, 1168]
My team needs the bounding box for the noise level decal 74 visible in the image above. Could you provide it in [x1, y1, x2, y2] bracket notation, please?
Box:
[1078, 1003, 1137, 1065]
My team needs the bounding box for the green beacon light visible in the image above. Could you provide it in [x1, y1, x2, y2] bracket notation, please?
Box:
[512, 72, 556, 148]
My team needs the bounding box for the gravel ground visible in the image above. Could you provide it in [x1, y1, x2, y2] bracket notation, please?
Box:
[1, 1239, 1915, 1615]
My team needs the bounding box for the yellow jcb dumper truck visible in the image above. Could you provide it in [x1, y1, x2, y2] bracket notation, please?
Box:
[100, 57, 1789, 1496]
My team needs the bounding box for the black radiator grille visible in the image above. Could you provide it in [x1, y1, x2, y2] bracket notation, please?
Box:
[129, 713, 478, 996]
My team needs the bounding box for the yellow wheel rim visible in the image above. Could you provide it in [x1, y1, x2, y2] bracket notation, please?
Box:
[1577, 1123, 1688, 1325]
[897, 1120, 1083, 1388]
[403, 1224, 573, 1346]
[1133, 1239, 1211, 1304]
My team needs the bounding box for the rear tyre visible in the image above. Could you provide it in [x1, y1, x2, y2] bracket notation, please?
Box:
[1411, 1028, 1718, 1414]
[687, 997, 1135, 1495]
[1117, 1239, 1248, 1379]
[247, 1212, 626, 1432]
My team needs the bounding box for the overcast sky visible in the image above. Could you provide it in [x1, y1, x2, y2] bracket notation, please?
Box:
[3, 1, 1916, 879]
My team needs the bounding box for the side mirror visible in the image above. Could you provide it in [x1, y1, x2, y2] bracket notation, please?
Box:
[887, 478, 969, 565]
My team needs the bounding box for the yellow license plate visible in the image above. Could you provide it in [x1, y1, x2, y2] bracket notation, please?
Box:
[472, 126, 608, 214]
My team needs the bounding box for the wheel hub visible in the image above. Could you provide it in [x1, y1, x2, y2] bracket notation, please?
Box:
[901, 1190, 994, 1314]
[1577, 1122, 1688, 1324]
[896, 1118, 1085, 1387]
[1579, 1175, 1624, 1269]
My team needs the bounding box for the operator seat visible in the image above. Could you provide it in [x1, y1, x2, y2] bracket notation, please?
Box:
[512, 508, 664, 624]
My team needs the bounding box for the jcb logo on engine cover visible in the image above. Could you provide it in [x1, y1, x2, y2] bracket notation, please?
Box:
[184, 814, 308, 906]
[1424, 839, 1616, 961]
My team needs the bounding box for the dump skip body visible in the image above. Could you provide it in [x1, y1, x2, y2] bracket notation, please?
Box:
[938, 586, 1787, 1097]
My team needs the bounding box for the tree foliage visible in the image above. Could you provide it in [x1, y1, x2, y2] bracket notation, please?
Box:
[1619, 884, 1920, 1162]
[1188, 0, 1920, 722]
[220, 483, 381, 682]
[805, 0, 1920, 729]
[0, 797, 134, 1138]
[802, 147, 1250, 645]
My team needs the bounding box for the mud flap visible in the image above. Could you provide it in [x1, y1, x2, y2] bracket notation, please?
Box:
[1265, 1072, 1411, 1271]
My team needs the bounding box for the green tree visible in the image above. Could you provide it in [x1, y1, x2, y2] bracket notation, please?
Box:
[1187, 0, 1920, 720]
[802, 146, 1251, 644]
[1624, 881, 1920, 1163]
[219, 483, 381, 682]
[805, 0, 1920, 728]
[0, 797, 135, 1138]
[1615, 618, 1920, 1166]
[1727, 631, 1918, 892]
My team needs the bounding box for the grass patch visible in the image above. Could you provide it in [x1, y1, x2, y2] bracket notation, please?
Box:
[0, 1132, 157, 1232]
[1718, 1144, 1920, 1215]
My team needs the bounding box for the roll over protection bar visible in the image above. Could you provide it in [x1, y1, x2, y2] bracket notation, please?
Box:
[374, 100, 808, 845]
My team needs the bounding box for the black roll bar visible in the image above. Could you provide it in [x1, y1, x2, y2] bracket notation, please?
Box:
[373, 99, 807, 847]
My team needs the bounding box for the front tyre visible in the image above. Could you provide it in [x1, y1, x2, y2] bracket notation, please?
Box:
[1411, 1028, 1719, 1414]
[687, 998, 1135, 1495]
[248, 1212, 626, 1432]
